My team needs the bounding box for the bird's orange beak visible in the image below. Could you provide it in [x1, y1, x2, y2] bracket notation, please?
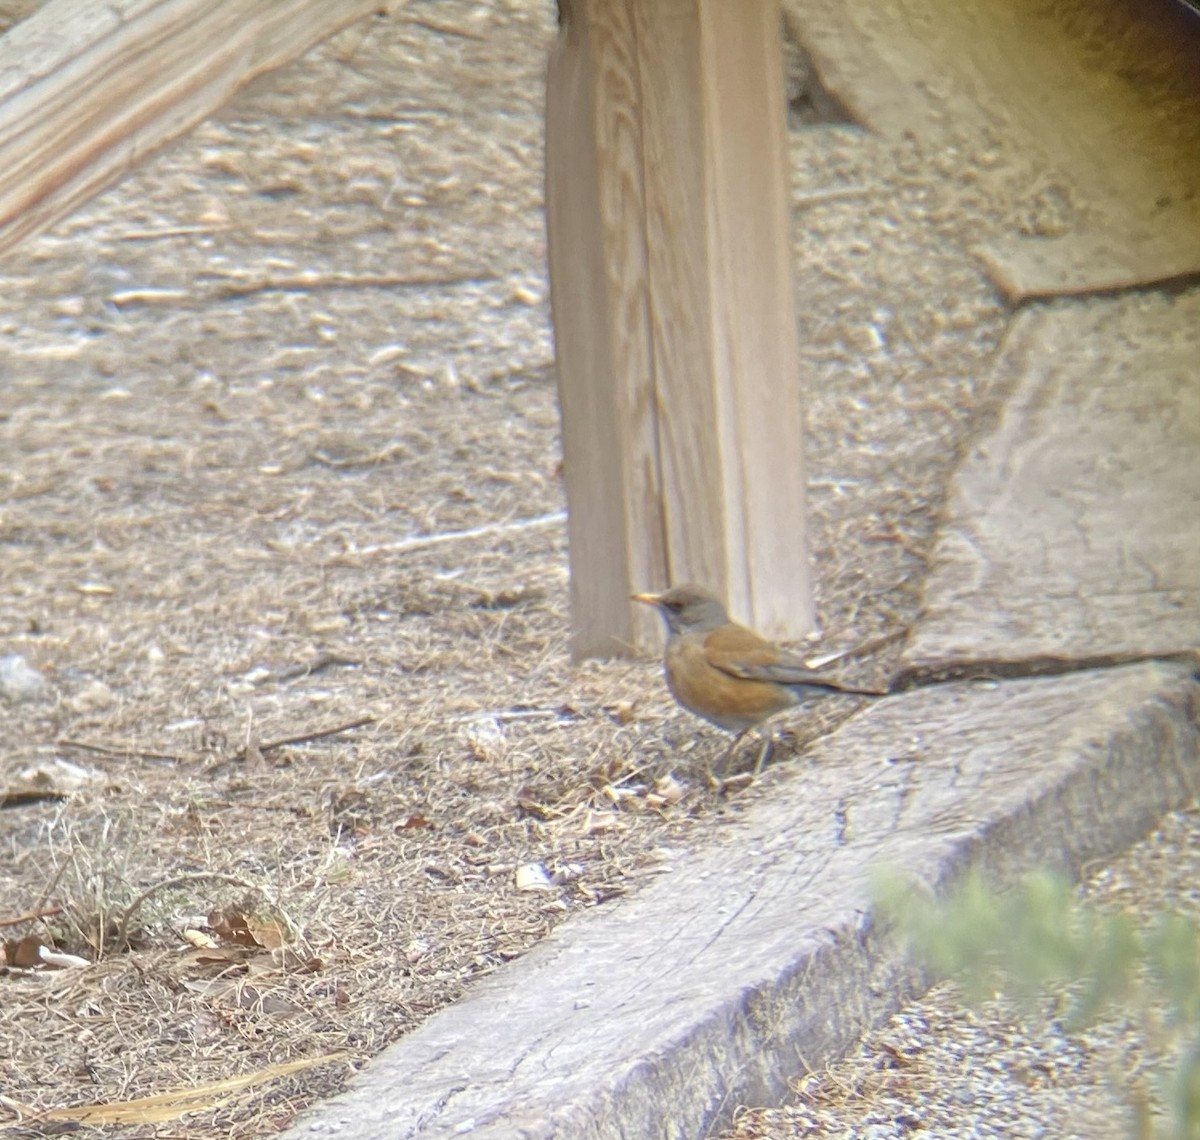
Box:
[631, 592, 661, 606]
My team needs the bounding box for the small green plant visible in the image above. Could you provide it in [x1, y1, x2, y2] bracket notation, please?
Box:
[876, 867, 1200, 1140]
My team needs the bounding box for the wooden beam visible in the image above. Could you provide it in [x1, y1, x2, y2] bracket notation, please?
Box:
[546, 0, 812, 658]
[0, 0, 396, 258]
[545, 0, 667, 660]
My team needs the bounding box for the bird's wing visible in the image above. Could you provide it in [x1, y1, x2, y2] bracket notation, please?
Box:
[702, 624, 791, 680]
[705, 626, 880, 694]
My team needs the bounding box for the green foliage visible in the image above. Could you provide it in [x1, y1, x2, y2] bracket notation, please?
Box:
[875, 867, 1200, 1140]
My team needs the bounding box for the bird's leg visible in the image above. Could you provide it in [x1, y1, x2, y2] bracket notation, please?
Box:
[751, 733, 775, 779]
[706, 732, 747, 794]
[712, 726, 775, 788]
[715, 728, 749, 775]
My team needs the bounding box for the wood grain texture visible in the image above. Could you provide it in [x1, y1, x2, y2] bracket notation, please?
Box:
[548, 0, 812, 657]
[0, 0, 392, 258]
[784, 0, 1200, 298]
[696, 0, 810, 637]
[636, 0, 812, 641]
[906, 295, 1200, 670]
[546, 0, 666, 659]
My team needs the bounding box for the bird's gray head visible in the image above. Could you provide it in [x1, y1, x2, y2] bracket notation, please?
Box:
[632, 584, 730, 637]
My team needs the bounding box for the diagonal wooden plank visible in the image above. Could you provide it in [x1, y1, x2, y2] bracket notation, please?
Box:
[0, 0, 398, 258]
[784, 0, 1200, 300]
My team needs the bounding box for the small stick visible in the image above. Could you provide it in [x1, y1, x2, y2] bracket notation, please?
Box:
[249, 716, 376, 757]
[62, 717, 373, 769]
[340, 510, 566, 559]
[206, 271, 498, 301]
[407, 16, 487, 40]
[0, 906, 63, 929]
[116, 225, 225, 241]
[268, 653, 360, 684]
[794, 185, 873, 209]
[56, 739, 183, 763]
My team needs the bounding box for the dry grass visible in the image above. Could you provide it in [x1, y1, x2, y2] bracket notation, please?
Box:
[0, 0, 1027, 1135]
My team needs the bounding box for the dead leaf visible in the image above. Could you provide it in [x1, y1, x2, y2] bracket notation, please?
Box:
[607, 700, 636, 724]
[209, 908, 260, 948]
[395, 814, 434, 831]
[463, 717, 505, 762]
[4, 935, 47, 968]
[207, 908, 287, 950]
[403, 938, 431, 963]
[246, 917, 286, 950]
[654, 773, 685, 805]
[516, 793, 558, 820]
[182, 928, 220, 950]
[180, 946, 247, 969]
[585, 810, 623, 835]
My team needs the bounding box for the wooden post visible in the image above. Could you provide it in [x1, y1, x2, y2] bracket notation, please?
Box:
[546, 0, 813, 659]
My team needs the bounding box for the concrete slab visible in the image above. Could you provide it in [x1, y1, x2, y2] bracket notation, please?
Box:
[905, 294, 1200, 674]
[283, 662, 1199, 1139]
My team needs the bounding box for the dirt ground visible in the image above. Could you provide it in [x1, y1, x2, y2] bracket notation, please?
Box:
[0, 0, 1052, 1134]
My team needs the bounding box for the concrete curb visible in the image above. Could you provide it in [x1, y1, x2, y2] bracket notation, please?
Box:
[287, 661, 1199, 1139]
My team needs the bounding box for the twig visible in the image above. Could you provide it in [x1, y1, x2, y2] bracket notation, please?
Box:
[62, 717, 372, 771]
[108, 272, 499, 308]
[6, 1053, 348, 1125]
[805, 626, 910, 670]
[794, 185, 873, 209]
[116, 225, 225, 241]
[453, 708, 576, 725]
[268, 653, 361, 684]
[407, 15, 487, 40]
[246, 716, 376, 758]
[55, 739, 183, 763]
[339, 510, 566, 559]
[205, 271, 495, 301]
[0, 906, 63, 929]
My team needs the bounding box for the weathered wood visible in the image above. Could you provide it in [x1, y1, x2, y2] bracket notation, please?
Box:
[0, 0, 395, 258]
[545, 0, 666, 660]
[784, 0, 1200, 299]
[275, 662, 1200, 1138]
[906, 295, 1200, 671]
[547, 0, 813, 659]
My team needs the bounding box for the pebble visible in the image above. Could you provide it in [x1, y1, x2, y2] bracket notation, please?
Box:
[0, 654, 47, 702]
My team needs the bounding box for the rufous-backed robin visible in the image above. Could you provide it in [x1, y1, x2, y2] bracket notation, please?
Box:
[633, 584, 883, 733]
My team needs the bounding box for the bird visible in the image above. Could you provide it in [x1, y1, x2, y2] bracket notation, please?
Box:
[632, 583, 884, 734]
